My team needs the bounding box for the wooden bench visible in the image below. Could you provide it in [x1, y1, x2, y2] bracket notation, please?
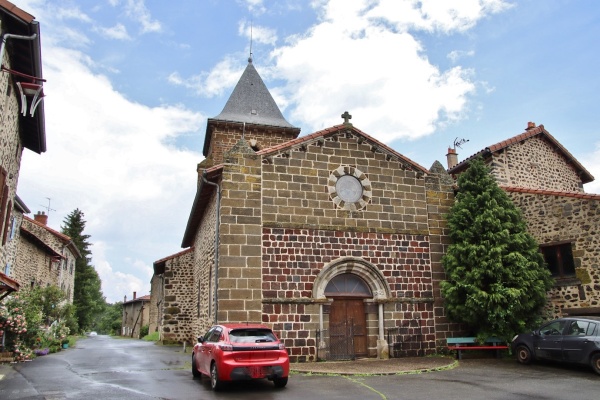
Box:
[446, 337, 508, 360]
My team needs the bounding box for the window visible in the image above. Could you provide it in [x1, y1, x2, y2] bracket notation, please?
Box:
[9, 216, 16, 240]
[4, 263, 10, 276]
[540, 320, 567, 336]
[0, 168, 8, 245]
[541, 242, 575, 278]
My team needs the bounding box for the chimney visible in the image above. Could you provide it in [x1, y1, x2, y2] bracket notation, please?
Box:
[133, 291, 137, 300]
[446, 148, 459, 170]
[124, 295, 127, 302]
[34, 211, 48, 225]
[526, 121, 536, 130]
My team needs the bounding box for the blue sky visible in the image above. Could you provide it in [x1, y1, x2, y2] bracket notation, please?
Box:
[10, 0, 600, 303]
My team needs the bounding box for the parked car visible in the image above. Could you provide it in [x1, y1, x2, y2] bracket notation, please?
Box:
[511, 316, 600, 375]
[192, 323, 289, 390]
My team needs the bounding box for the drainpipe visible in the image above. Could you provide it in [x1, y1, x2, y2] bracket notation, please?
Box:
[201, 171, 220, 325]
[0, 33, 37, 68]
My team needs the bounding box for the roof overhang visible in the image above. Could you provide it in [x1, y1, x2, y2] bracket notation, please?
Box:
[0, 0, 46, 153]
[0, 271, 20, 300]
[181, 165, 223, 247]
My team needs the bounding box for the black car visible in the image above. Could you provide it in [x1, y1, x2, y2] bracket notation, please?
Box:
[511, 316, 600, 375]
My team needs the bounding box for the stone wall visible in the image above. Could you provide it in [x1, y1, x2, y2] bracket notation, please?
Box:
[0, 28, 24, 270]
[205, 123, 298, 166]
[489, 136, 583, 192]
[149, 274, 162, 334]
[122, 299, 149, 338]
[160, 249, 195, 344]
[15, 217, 76, 302]
[262, 227, 435, 361]
[2, 207, 24, 277]
[425, 161, 468, 346]
[216, 140, 263, 323]
[507, 190, 600, 317]
[256, 133, 436, 362]
[261, 134, 429, 234]
[193, 187, 218, 341]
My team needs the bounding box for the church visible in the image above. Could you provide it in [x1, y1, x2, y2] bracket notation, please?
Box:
[151, 56, 600, 362]
[152, 56, 459, 362]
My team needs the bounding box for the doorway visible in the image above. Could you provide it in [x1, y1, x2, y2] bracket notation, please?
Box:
[325, 273, 371, 359]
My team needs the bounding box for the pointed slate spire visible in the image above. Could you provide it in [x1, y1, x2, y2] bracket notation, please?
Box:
[212, 58, 295, 128]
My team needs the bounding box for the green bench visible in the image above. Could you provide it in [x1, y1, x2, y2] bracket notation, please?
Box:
[446, 337, 508, 360]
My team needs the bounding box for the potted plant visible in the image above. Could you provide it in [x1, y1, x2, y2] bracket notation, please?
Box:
[61, 338, 69, 349]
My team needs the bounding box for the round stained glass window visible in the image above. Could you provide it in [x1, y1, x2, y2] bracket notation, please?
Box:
[335, 175, 363, 203]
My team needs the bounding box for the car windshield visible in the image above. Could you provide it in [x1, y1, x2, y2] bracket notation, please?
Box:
[229, 329, 277, 343]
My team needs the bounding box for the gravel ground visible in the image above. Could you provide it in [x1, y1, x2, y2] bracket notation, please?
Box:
[290, 356, 457, 375]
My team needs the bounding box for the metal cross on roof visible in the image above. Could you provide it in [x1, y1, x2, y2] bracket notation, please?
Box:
[341, 111, 352, 125]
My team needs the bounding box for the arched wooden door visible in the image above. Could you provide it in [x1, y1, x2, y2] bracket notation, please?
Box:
[325, 273, 372, 359]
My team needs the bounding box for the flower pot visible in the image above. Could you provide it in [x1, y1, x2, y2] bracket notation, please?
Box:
[62, 343, 69, 349]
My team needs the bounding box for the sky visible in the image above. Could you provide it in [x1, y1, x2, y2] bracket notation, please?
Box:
[8, 0, 600, 303]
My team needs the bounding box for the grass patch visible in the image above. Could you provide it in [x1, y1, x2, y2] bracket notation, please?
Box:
[142, 331, 160, 341]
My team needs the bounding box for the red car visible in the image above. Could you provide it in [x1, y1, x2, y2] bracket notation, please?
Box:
[192, 323, 290, 390]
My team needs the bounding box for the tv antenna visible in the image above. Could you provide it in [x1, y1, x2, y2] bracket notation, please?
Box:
[453, 137, 469, 149]
[40, 197, 56, 216]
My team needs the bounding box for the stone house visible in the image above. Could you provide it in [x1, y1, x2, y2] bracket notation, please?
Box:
[447, 122, 600, 318]
[122, 292, 150, 338]
[152, 58, 461, 361]
[150, 247, 194, 342]
[12, 212, 80, 302]
[0, 1, 46, 298]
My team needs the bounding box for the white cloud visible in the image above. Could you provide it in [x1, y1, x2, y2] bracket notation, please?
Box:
[239, 20, 278, 46]
[168, 57, 244, 98]
[583, 147, 600, 194]
[123, 0, 162, 33]
[447, 49, 475, 63]
[241, 0, 267, 15]
[96, 23, 132, 41]
[270, 0, 490, 140]
[18, 42, 204, 303]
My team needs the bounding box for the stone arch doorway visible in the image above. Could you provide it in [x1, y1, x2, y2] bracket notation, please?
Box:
[325, 273, 371, 358]
[313, 257, 392, 359]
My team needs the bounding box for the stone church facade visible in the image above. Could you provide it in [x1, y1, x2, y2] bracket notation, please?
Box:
[151, 59, 599, 362]
[152, 58, 463, 361]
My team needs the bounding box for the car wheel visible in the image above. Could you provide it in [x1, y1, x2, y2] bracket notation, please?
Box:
[191, 354, 201, 378]
[516, 345, 532, 365]
[591, 353, 600, 375]
[210, 362, 223, 391]
[273, 377, 288, 388]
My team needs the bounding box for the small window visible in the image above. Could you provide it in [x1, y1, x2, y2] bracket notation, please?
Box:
[541, 242, 575, 278]
[4, 263, 10, 275]
[325, 273, 372, 297]
[587, 323, 597, 336]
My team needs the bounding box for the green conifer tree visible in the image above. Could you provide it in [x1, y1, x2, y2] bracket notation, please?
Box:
[61, 209, 105, 332]
[441, 158, 553, 339]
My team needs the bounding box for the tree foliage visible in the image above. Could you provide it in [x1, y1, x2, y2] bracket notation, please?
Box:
[92, 302, 123, 335]
[61, 209, 105, 332]
[441, 157, 553, 340]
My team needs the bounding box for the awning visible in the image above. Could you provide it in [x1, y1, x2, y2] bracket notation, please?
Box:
[0, 272, 20, 301]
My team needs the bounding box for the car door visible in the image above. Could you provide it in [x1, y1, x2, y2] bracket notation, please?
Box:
[562, 320, 597, 363]
[201, 327, 222, 373]
[197, 327, 217, 375]
[534, 320, 567, 360]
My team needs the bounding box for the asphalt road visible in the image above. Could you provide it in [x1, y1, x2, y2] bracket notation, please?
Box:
[0, 335, 598, 399]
